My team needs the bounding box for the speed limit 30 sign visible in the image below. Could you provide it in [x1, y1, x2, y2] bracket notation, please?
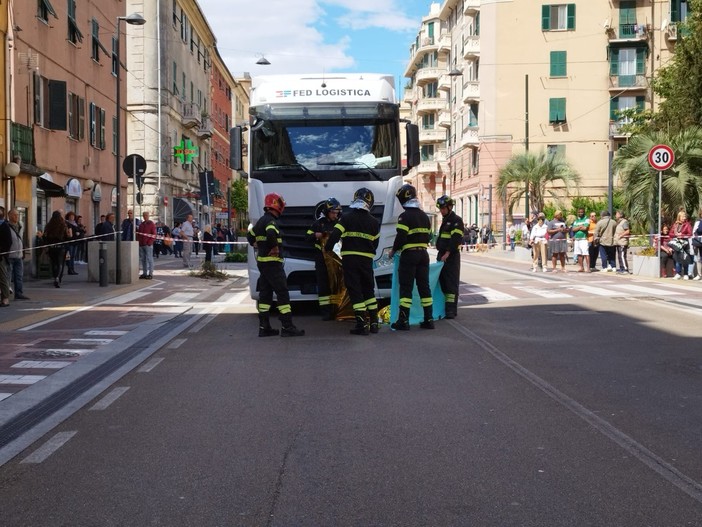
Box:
[648, 144, 675, 171]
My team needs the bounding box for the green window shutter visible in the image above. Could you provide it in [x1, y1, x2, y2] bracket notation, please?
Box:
[550, 51, 567, 77]
[619, 1, 636, 24]
[542, 5, 550, 31]
[610, 98, 619, 121]
[427, 22, 434, 40]
[635, 95, 645, 110]
[567, 4, 576, 30]
[558, 98, 566, 121]
[549, 98, 557, 122]
[610, 48, 619, 76]
[636, 48, 645, 75]
[671, 0, 680, 23]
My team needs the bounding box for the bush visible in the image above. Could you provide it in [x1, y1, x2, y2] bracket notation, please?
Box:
[224, 251, 247, 262]
[190, 261, 229, 281]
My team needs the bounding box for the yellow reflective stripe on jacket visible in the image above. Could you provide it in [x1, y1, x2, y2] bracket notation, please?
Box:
[406, 227, 431, 235]
[402, 243, 428, 250]
[451, 228, 463, 236]
[257, 255, 283, 262]
[334, 224, 346, 233]
[265, 224, 279, 234]
[341, 231, 379, 241]
[340, 250, 375, 258]
[397, 223, 409, 232]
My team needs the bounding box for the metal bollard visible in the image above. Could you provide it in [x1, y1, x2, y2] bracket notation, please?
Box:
[99, 242, 108, 287]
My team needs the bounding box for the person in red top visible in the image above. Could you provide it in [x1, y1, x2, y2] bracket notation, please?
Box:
[137, 211, 157, 279]
[669, 210, 693, 279]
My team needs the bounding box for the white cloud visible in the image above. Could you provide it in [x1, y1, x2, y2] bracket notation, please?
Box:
[197, 0, 417, 75]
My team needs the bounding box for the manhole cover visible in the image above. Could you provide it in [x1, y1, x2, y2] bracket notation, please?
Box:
[16, 350, 80, 359]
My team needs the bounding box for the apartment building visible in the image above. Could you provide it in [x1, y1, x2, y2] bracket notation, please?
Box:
[404, 0, 685, 233]
[7, 0, 135, 251]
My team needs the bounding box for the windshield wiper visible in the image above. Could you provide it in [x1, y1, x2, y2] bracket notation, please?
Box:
[259, 163, 319, 181]
[317, 161, 383, 181]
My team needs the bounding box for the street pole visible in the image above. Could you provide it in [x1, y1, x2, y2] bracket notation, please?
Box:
[524, 74, 529, 218]
[657, 170, 662, 261]
[114, 13, 146, 284]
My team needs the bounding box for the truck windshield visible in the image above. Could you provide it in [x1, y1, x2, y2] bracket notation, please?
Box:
[251, 118, 399, 180]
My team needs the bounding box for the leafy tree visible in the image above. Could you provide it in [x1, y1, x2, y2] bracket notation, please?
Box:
[612, 126, 702, 232]
[652, 0, 702, 133]
[231, 178, 248, 231]
[497, 151, 581, 217]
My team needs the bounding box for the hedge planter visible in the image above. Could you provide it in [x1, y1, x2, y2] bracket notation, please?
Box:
[631, 254, 660, 278]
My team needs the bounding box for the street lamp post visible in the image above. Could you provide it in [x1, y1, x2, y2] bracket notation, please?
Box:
[115, 13, 146, 284]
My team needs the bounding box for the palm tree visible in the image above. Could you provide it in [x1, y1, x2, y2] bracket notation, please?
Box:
[612, 126, 702, 232]
[497, 151, 581, 216]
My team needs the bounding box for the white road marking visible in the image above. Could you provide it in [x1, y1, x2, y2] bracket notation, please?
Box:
[11, 361, 70, 370]
[566, 285, 619, 297]
[45, 348, 96, 355]
[89, 386, 130, 411]
[612, 284, 683, 296]
[461, 286, 517, 302]
[68, 338, 113, 345]
[138, 358, 164, 373]
[21, 431, 77, 464]
[513, 286, 572, 299]
[0, 393, 13, 402]
[84, 330, 128, 336]
[167, 338, 187, 349]
[105, 291, 153, 305]
[0, 375, 47, 385]
[154, 292, 200, 305]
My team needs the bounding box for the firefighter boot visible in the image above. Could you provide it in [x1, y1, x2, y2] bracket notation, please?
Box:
[258, 314, 280, 337]
[320, 304, 333, 321]
[350, 311, 370, 335]
[444, 301, 456, 319]
[420, 306, 435, 330]
[280, 314, 305, 337]
[390, 307, 410, 331]
[368, 309, 379, 334]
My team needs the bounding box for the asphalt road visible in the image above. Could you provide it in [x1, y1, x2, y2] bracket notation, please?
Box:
[1, 257, 701, 526]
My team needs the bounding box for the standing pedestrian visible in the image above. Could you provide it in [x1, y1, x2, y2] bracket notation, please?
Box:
[247, 193, 304, 337]
[306, 197, 342, 321]
[547, 210, 568, 273]
[388, 184, 434, 330]
[44, 210, 71, 288]
[3, 210, 29, 299]
[325, 188, 379, 335]
[180, 213, 194, 269]
[121, 209, 139, 241]
[587, 211, 599, 271]
[614, 210, 631, 274]
[74, 215, 87, 263]
[435, 195, 464, 319]
[0, 208, 16, 305]
[692, 209, 702, 280]
[571, 208, 590, 272]
[64, 211, 79, 275]
[594, 211, 617, 272]
[203, 225, 214, 262]
[100, 213, 116, 241]
[137, 211, 156, 279]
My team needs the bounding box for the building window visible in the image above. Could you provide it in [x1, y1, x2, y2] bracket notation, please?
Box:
[68, 93, 85, 140]
[610, 95, 645, 121]
[38, 0, 58, 23]
[422, 114, 435, 129]
[610, 47, 645, 86]
[99, 108, 106, 150]
[88, 103, 106, 149]
[420, 145, 434, 161]
[549, 51, 567, 77]
[546, 144, 566, 158]
[670, 0, 690, 23]
[112, 116, 118, 154]
[89, 103, 96, 146]
[91, 19, 109, 62]
[549, 97, 567, 123]
[182, 72, 186, 101]
[180, 9, 188, 43]
[172, 62, 178, 95]
[112, 36, 118, 76]
[67, 0, 83, 44]
[33, 73, 67, 130]
[541, 4, 576, 31]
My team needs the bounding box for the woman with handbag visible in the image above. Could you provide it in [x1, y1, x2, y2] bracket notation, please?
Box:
[669, 210, 692, 279]
[691, 209, 702, 280]
[43, 210, 71, 288]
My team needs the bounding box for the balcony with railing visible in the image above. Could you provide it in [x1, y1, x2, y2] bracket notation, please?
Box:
[460, 127, 479, 146]
[196, 117, 213, 139]
[416, 96, 447, 113]
[416, 67, 443, 84]
[608, 74, 648, 91]
[462, 81, 480, 103]
[419, 127, 447, 143]
[609, 121, 631, 138]
[437, 110, 451, 128]
[463, 35, 480, 59]
[608, 23, 648, 41]
[182, 103, 202, 129]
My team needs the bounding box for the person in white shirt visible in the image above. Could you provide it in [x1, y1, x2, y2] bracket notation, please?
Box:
[180, 213, 195, 269]
[692, 209, 702, 280]
[529, 213, 549, 272]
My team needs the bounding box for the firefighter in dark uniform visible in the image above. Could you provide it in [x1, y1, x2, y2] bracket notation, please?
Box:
[325, 188, 380, 335]
[306, 197, 341, 320]
[389, 184, 434, 330]
[247, 193, 305, 337]
[435, 195, 464, 319]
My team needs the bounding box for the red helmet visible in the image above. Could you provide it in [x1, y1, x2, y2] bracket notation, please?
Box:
[264, 193, 285, 215]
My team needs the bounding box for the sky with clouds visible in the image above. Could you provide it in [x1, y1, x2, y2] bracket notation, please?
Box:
[197, 0, 432, 83]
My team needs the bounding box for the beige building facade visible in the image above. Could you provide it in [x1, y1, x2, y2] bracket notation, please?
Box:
[404, 0, 684, 235]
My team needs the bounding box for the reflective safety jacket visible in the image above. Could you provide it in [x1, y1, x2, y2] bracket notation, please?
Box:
[306, 216, 337, 253]
[247, 211, 283, 263]
[392, 207, 431, 252]
[436, 210, 465, 255]
[325, 209, 379, 259]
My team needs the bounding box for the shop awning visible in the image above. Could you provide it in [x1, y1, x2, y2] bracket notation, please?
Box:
[37, 176, 66, 197]
[173, 197, 195, 222]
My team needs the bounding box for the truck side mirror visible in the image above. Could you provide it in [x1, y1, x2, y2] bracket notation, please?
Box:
[405, 123, 420, 169]
[229, 126, 243, 171]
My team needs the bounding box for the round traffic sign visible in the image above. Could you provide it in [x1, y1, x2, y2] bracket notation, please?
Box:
[648, 144, 675, 171]
[136, 191, 143, 205]
[123, 153, 147, 177]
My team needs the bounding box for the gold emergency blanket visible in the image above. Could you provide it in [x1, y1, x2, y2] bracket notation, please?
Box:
[322, 241, 354, 321]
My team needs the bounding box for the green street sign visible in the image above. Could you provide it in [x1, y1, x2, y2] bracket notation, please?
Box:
[174, 138, 199, 164]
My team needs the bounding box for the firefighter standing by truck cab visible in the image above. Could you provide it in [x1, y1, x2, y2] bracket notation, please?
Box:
[389, 184, 434, 331]
[435, 195, 464, 319]
[247, 193, 305, 337]
[306, 197, 342, 321]
[325, 188, 380, 335]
